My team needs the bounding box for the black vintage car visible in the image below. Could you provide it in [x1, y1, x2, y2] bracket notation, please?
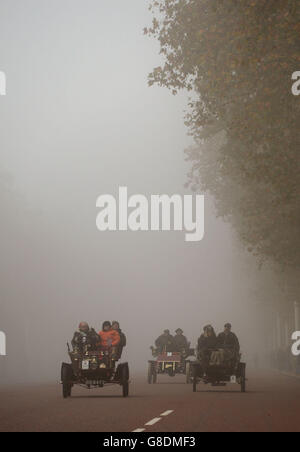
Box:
[191, 349, 246, 393]
[61, 344, 129, 398]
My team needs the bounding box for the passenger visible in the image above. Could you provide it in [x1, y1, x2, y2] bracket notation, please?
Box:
[217, 323, 240, 353]
[71, 322, 100, 353]
[173, 328, 189, 354]
[99, 321, 120, 348]
[112, 320, 126, 359]
[197, 325, 217, 374]
[155, 329, 175, 353]
[216, 323, 240, 368]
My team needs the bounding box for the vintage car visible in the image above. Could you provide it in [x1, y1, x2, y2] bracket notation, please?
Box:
[191, 348, 246, 392]
[61, 344, 129, 398]
[148, 347, 195, 384]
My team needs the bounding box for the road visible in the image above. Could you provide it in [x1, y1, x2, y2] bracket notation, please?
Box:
[0, 370, 299, 432]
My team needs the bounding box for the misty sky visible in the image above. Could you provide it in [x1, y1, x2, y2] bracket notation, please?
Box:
[0, 1, 260, 381]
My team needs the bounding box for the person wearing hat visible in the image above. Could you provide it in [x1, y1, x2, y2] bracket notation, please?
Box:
[71, 322, 100, 353]
[217, 323, 240, 353]
[173, 328, 189, 353]
[155, 329, 175, 353]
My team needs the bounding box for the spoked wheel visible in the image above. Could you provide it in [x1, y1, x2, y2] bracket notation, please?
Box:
[240, 363, 246, 393]
[148, 362, 156, 384]
[193, 377, 197, 393]
[152, 370, 157, 384]
[121, 364, 130, 397]
[186, 361, 192, 384]
[122, 380, 129, 397]
[192, 364, 197, 393]
[148, 362, 153, 384]
[61, 363, 72, 399]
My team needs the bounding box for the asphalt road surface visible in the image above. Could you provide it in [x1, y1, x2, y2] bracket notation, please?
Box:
[0, 370, 299, 432]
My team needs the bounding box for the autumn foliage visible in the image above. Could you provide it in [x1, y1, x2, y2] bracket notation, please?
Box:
[145, 0, 300, 269]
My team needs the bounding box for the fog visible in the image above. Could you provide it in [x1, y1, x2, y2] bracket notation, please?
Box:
[0, 0, 264, 383]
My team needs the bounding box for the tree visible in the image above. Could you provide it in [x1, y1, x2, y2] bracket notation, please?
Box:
[145, 0, 300, 268]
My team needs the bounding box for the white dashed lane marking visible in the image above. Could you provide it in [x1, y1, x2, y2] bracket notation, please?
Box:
[160, 410, 174, 417]
[145, 417, 162, 426]
[132, 410, 174, 432]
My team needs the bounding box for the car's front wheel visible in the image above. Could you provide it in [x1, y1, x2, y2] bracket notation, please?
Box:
[192, 364, 198, 393]
[121, 364, 129, 397]
[61, 363, 72, 399]
[240, 363, 246, 393]
[186, 361, 192, 384]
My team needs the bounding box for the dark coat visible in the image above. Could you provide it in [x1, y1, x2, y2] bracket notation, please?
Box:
[217, 332, 240, 351]
[117, 329, 127, 348]
[198, 334, 217, 351]
[173, 334, 189, 351]
[72, 328, 100, 351]
[155, 334, 175, 352]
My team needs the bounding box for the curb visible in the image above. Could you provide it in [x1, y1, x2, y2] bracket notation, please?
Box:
[281, 372, 300, 380]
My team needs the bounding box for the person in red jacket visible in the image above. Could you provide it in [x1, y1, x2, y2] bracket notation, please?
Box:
[99, 321, 120, 348]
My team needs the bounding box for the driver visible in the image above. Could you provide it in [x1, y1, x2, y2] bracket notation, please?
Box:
[155, 329, 175, 353]
[71, 322, 100, 352]
[217, 323, 240, 354]
[173, 328, 189, 353]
